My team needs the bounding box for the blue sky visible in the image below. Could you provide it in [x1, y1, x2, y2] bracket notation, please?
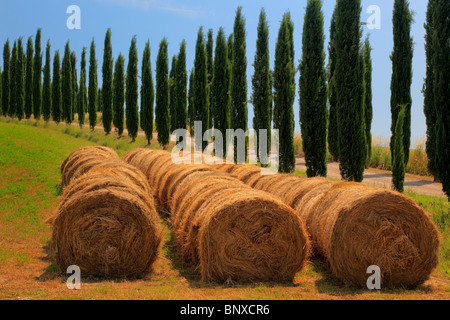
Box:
[0, 0, 429, 144]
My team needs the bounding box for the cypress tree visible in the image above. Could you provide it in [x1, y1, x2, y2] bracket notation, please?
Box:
[363, 37, 373, 163]
[432, 0, 450, 198]
[140, 41, 154, 143]
[102, 29, 113, 134]
[98, 88, 102, 112]
[299, 0, 328, 177]
[113, 53, 125, 137]
[52, 51, 62, 123]
[125, 36, 139, 142]
[0, 67, 2, 114]
[2, 40, 10, 117]
[227, 34, 233, 69]
[42, 41, 51, 122]
[231, 7, 248, 162]
[33, 29, 42, 120]
[187, 68, 194, 132]
[88, 39, 97, 130]
[273, 13, 296, 173]
[78, 47, 87, 128]
[423, 0, 438, 180]
[206, 29, 214, 129]
[390, 0, 413, 167]
[327, 8, 339, 161]
[175, 40, 188, 132]
[70, 51, 77, 116]
[155, 38, 170, 147]
[252, 9, 272, 165]
[335, 0, 366, 182]
[9, 41, 17, 118]
[61, 41, 73, 124]
[392, 106, 406, 192]
[16, 38, 25, 121]
[25, 37, 34, 119]
[193, 27, 209, 149]
[169, 55, 177, 132]
[213, 27, 231, 158]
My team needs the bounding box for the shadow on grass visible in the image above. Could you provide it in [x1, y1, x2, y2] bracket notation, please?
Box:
[309, 258, 435, 296]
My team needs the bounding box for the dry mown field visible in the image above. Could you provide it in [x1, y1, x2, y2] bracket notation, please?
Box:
[0, 119, 449, 300]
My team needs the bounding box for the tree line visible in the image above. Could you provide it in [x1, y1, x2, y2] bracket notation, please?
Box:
[0, 0, 448, 198]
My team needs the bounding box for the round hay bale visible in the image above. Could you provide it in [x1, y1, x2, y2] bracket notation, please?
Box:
[172, 176, 245, 232]
[145, 154, 175, 190]
[252, 174, 282, 191]
[229, 165, 263, 183]
[259, 174, 305, 200]
[170, 171, 228, 215]
[281, 177, 331, 208]
[178, 186, 253, 264]
[158, 164, 211, 213]
[210, 163, 235, 173]
[61, 146, 119, 177]
[50, 177, 162, 278]
[62, 155, 117, 187]
[196, 189, 310, 283]
[122, 148, 152, 165]
[299, 182, 441, 288]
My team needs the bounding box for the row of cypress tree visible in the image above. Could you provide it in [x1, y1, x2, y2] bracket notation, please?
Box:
[1, 1, 448, 199]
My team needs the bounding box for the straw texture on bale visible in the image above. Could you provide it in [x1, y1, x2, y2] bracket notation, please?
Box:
[123, 149, 311, 283]
[49, 147, 162, 278]
[60, 146, 120, 187]
[219, 164, 441, 288]
[297, 182, 441, 288]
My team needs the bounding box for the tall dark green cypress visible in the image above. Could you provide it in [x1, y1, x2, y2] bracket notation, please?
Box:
[42, 41, 51, 122]
[213, 27, 231, 158]
[98, 88, 102, 112]
[252, 9, 271, 165]
[392, 106, 406, 192]
[16, 38, 25, 121]
[78, 47, 87, 128]
[61, 41, 72, 124]
[102, 29, 113, 134]
[206, 29, 214, 129]
[432, 0, 450, 198]
[423, 0, 438, 180]
[9, 41, 17, 118]
[169, 55, 177, 132]
[33, 29, 42, 120]
[187, 68, 194, 132]
[299, 0, 328, 177]
[140, 41, 154, 143]
[193, 27, 209, 150]
[327, 8, 339, 161]
[273, 13, 296, 173]
[2, 40, 10, 117]
[363, 37, 373, 163]
[390, 0, 413, 167]
[113, 53, 124, 137]
[175, 40, 187, 132]
[70, 51, 77, 116]
[88, 39, 97, 130]
[335, 0, 366, 182]
[126, 36, 139, 142]
[231, 7, 248, 162]
[155, 38, 170, 147]
[52, 51, 62, 123]
[25, 37, 34, 119]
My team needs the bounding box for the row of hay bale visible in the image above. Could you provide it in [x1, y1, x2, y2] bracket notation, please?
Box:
[212, 163, 441, 288]
[47, 146, 162, 278]
[123, 149, 310, 283]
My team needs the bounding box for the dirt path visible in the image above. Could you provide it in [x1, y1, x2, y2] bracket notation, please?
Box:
[296, 157, 446, 198]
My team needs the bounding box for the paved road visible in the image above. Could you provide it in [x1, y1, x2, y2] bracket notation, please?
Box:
[296, 157, 446, 198]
